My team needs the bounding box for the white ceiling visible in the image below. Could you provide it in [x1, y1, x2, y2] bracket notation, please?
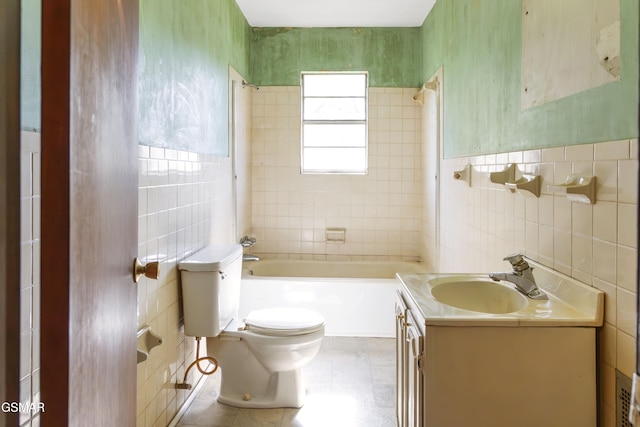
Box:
[234, 0, 436, 28]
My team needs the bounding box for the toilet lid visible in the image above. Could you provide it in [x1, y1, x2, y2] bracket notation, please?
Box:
[244, 308, 325, 336]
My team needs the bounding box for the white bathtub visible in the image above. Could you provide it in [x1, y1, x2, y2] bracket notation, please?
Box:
[239, 259, 426, 337]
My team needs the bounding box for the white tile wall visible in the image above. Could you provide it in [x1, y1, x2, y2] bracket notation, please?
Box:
[19, 131, 41, 427]
[438, 139, 638, 427]
[136, 146, 235, 427]
[250, 86, 423, 261]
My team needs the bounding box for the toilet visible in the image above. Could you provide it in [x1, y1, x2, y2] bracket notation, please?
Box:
[178, 244, 325, 408]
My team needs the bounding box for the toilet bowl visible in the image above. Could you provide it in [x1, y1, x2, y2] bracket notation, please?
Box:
[178, 245, 325, 409]
[211, 308, 324, 408]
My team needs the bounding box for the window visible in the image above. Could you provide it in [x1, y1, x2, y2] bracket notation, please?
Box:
[301, 72, 368, 174]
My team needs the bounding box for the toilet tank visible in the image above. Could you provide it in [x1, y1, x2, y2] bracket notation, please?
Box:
[178, 244, 243, 337]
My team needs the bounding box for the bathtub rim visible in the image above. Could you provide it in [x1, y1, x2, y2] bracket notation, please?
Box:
[242, 258, 427, 280]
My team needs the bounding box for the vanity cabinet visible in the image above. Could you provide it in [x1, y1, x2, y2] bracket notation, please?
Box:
[395, 270, 601, 427]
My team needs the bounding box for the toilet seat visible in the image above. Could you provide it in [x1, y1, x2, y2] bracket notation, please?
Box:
[244, 308, 325, 337]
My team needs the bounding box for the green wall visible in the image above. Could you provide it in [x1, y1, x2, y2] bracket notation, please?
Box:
[21, 0, 638, 156]
[250, 27, 423, 87]
[422, 0, 639, 157]
[20, 0, 40, 131]
[139, 0, 251, 155]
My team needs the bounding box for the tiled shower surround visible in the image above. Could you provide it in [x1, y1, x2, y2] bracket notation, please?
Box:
[250, 87, 423, 261]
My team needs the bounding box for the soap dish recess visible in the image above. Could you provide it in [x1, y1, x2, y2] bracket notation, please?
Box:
[547, 175, 597, 204]
[505, 174, 541, 197]
[326, 228, 346, 243]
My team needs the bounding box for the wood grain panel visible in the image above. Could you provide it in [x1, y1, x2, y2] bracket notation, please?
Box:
[42, 0, 139, 425]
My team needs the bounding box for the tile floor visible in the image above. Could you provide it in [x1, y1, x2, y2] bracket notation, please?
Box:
[176, 337, 397, 427]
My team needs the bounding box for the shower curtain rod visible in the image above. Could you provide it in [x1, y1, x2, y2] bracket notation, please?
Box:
[412, 80, 438, 105]
[242, 80, 260, 90]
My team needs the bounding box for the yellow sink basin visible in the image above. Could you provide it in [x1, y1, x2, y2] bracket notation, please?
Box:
[430, 279, 528, 314]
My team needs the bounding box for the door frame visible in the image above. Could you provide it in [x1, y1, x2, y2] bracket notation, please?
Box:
[0, 0, 21, 425]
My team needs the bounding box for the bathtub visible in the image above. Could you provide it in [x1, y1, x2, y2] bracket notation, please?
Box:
[239, 259, 426, 337]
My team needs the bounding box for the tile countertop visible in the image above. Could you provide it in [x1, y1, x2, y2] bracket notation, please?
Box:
[396, 259, 604, 327]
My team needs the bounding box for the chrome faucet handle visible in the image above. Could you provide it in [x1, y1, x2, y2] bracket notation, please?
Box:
[502, 253, 529, 273]
[240, 236, 256, 247]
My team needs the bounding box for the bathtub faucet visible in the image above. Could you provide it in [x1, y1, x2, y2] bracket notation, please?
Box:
[242, 254, 260, 262]
[240, 236, 256, 247]
[489, 254, 547, 300]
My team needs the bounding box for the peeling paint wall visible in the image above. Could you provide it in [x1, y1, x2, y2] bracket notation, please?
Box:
[521, 0, 621, 109]
[138, 0, 251, 155]
[250, 27, 423, 87]
[422, 0, 638, 157]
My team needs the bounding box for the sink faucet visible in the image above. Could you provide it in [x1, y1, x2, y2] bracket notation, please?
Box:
[489, 254, 547, 300]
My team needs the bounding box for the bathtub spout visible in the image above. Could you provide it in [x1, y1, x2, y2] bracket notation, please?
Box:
[243, 254, 260, 262]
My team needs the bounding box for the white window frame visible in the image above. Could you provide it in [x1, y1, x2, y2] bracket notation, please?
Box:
[301, 71, 368, 174]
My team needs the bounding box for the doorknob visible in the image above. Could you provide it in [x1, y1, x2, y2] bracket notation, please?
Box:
[133, 258, 160, 283]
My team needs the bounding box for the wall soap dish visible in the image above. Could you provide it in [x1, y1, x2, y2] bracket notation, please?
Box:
[489, 163, 516, 185]
[505, 174, 541, 197]
[453, 164, 472, 186]
[137, 324, 163, 364]
[547, 175, 597, 204]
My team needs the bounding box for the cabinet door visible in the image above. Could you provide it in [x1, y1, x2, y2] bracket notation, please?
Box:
[395, 293, 408, 426]
[396, 292, 425, 427]
[405, 316, 423, 427]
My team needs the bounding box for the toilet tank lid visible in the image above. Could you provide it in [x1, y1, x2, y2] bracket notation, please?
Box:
[178, 244, 243, 272]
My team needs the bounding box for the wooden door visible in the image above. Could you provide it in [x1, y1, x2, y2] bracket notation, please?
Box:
[0, 1, 21, 426]
[41, 1, 139, 425]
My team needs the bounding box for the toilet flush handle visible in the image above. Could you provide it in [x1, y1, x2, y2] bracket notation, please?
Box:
[133, 258, 160, 283]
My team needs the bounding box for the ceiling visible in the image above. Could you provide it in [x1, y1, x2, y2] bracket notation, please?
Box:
[234, 0, 436, 28]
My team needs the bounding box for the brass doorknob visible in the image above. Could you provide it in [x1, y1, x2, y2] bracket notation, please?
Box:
[133, 258, 160, 283]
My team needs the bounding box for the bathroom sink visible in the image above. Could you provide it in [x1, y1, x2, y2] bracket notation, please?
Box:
[430, 279, 528, 314]
[396, 261, 604, 326]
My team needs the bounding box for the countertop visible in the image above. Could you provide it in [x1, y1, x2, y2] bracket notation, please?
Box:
[396, 259, 604, 327]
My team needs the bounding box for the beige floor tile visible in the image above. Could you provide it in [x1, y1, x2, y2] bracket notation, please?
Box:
[176, 337, 396, 427]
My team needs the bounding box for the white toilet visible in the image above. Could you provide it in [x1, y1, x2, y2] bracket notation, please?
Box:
[178, 244, 325, 408]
